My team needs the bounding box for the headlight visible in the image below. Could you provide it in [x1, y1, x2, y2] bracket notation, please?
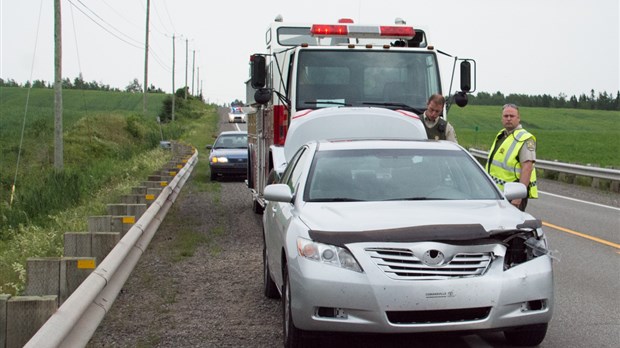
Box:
[211, 156, 228, 163]
[297, 237, 362, 273]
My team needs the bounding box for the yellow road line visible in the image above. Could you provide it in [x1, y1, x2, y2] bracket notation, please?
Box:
[543, 221, 620, 250]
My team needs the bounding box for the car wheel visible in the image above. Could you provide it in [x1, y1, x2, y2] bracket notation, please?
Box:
[210, 170, 217, 181]
[263, 236, 280, 299]
[503, 323, 548, 347]
[283, 266, 303, 348]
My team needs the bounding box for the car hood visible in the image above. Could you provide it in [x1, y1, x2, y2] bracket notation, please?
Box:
[299, 200, 534, 239]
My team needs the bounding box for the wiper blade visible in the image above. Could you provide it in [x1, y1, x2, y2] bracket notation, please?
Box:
[384, 197, 450, 201]
[362, 102, 424, 114]
[303, 100, 352, 106]
[308, 198, 364, 202]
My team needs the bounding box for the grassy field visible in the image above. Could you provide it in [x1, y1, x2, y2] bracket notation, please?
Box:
[0, 86, 215, 294]
[448, 104, 620, 168]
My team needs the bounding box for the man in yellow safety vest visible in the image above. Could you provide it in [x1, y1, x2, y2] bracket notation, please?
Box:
[486, 103, 538, 211]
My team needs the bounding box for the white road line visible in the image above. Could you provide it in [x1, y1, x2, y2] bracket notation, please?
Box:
[539, 190, 620, 211]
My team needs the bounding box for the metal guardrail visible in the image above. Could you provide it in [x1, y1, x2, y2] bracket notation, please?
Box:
[24, 149, 198, 348]
[468, 148, 620, 182]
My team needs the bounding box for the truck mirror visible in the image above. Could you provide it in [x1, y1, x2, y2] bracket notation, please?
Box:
[460, 60, 471, 93]
[454, 91, 468, 107]
[251, 55, 266, 89]
[254, 88, 271, 105]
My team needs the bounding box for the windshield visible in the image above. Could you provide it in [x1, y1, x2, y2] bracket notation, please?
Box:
[304, 148, 500, 202]
[295, 50, 440, 111]
[214, 134, 248, 149]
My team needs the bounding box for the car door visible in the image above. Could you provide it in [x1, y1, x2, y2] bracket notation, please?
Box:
[265, 145, 313, 287]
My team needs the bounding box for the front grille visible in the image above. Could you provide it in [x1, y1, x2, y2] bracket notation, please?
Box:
[387, 307, 491, 324]
[366, 247, 492, 280]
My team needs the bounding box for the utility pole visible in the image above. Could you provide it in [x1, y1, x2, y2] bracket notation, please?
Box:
[143, 0, 150, 116]
[191, 50, 195, 96]
[54, 0, 63, 171]
[184, 39, 188, 100]
[171, 35, 176, 121]
[196, 66, 199, 99]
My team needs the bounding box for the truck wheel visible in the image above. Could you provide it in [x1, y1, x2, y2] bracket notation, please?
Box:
[503, 323, 548, 346]
[252, 198, 264, 214]
[247, 146, 254, 189]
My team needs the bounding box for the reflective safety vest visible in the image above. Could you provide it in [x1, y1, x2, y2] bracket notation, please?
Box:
[424, 117, 447, 140]
[486, 128, 538, 198]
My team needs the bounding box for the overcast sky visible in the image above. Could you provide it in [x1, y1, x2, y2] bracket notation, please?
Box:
[1, 0, 619, 105]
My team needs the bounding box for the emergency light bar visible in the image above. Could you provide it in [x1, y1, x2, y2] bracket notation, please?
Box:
[311, 24, 414, 39]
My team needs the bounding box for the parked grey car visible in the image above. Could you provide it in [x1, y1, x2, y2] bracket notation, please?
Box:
[262, 139, 554, 347]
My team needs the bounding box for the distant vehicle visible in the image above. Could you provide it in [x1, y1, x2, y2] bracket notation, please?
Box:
[228, 106, 247, 123]
[262, 138, 554, 348]
[206, 131, 248, 180]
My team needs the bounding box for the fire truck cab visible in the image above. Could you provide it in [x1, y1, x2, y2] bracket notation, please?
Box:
[246, 16, 474, 213]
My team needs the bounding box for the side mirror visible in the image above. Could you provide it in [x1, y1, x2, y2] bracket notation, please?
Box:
[254, 88, 271, 105]
[460, 60, 471, 93]
[264, 184, 294, 203]
[251, 54, 266, 89]
[504, 182, 527, 201]
[454, 91, 468, 107]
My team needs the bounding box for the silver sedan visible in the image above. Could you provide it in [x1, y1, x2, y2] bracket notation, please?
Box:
[262, 139, 554, 347]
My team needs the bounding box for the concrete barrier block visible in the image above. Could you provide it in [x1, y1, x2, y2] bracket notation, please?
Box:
[6, 295, 57, 348]
[64, 232, 91, 257]
[142, 180, 168, 189]
[25, 258, 96, 304]
[121, 194, 147, 204]
[1, 294, 9, 348]
[60, 258, 95, 304]
[132, 186, 147, 195]
[110, 216, 135, 236]
[88, 215, 112, 232]
[24, 258, 60, 297]
[92, 232, 121, 262]
[106, 203, 146, 220]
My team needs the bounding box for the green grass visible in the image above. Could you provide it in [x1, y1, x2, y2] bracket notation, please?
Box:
[448, 105, 620, 167]
[0, 86, 214, 295]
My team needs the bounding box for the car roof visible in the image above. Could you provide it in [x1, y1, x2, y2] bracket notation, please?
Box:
[218, 131, 247, 136]
[313, 139, 464, 152]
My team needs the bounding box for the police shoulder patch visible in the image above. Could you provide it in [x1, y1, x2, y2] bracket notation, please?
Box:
[526, 138, 536, 151]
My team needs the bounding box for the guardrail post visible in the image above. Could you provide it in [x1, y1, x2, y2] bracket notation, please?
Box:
[1, 294, 9, 348]
[5, 296, 57, 348]
[106, 203, 147, 221]
[64, 232, 121, 264]
[24, 257, 96, 305]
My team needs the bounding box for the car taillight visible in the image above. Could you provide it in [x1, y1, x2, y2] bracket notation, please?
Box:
[274, 105, 288, 145]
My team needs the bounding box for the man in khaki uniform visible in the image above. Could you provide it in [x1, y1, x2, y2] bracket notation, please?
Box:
[421, 94, 458, 143]
[486, 103, 537, 211]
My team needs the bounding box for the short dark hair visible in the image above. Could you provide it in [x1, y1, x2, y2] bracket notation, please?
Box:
[427, 94, 445, 105]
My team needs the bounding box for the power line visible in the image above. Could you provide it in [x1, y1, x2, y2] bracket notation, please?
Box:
[75, 0, 143, 46]
[67, 0, 143, 49]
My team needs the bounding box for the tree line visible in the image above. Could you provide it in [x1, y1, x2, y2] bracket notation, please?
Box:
[467, 90, 620, 111]
[2, 76, 618, 111]
[0, 74, 164, 94]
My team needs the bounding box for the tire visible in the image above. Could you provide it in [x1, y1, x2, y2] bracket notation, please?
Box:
[283, 266, 303, 348]
[252, 198, 264, 214]
[263, 235, 280, 299]
[503, 323, 548, 347]
[247, 146, 254, 189]
[210, 170, 217, 181]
